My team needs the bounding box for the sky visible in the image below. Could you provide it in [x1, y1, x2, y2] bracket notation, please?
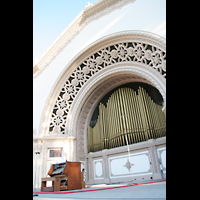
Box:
[33, 0, 97, 65]
[33, 0, 166, 66]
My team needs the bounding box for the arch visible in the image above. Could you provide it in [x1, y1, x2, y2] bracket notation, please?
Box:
[87, 85, 166, 152]
[39, 31, 166, 161]
[72, 62, 165, 160]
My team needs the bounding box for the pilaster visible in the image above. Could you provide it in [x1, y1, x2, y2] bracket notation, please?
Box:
[102, 150, 109, 183]
[148, 145, 162, 179]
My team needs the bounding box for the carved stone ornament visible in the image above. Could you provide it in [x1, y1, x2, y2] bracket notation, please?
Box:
[123, 159, 134, 172]
[48, 39, 166, 135]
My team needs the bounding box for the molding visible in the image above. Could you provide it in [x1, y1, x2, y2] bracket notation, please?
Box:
[33, 136, 76, 141]
[93, 159, 103, 178]
[33, 0, 136, 78]
[87, 137, 166, 159]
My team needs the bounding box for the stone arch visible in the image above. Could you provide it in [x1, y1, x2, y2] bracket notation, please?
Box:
[72, 62, 165, 160]
[39, 31, 166, 161]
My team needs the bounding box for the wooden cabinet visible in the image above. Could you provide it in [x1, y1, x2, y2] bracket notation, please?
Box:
[41, 160, 82, 191]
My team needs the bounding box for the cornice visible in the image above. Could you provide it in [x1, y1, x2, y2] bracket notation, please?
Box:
[33, 136, 76, 141]
[33, 0, 136, 78]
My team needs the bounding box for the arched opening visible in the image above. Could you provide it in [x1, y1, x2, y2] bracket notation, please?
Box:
[88, 82, 166, 153]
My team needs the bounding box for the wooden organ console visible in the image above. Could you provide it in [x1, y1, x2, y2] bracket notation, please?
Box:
[41, 160, 83, 192]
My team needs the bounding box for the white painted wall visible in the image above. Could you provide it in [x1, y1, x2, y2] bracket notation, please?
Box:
[33, 0, 166, 135]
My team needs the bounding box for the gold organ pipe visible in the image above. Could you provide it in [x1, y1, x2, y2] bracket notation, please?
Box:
[111, 95, 115, 148]
[114, 93, 119, 148]
[97, 114, 100, 152]
[141, 87, 151, 140]
[99, 104, 102, 151]
[106, 103, 110, 148]
[134, 88, 142, 142]
[156, 104, 162, 137]
[157, 106, 161, 137]
[92, 118, 97, 152]
[103, 103, 107, 148]
[104, 100, 109, 149]
[128, 88, 136, 143]
[123, 88, 132, 143]
[112, 92, 118, 147]
[151, 98, 157, 138]
[153, 104, 158, 138]
[137, 89, 144, 142]
[109, 98, 114, 148]
[148, 93, 157, 138]
[123, 88, 130, 138]
[118, 88, 126, 146]
[145, 88, 155, 139]
[140, 87, 150, 141]
[135, 89, 144, 142]
[150, 98, 157, 138]
[98, 104, 102, 151]
[109, 95, 114, 149]
[108, 97, 112, 148]
[125, 88, 133, 144]
[112, 94, 118, 147]
[133, 89, 141, 143]
[129, 88, 135, 144]
[98, 103, 101, 151]
[95, 117, 99, 152]
[116, 89, 124, 146]
[120, 88, 127, 145]
[101, 103, 104, 149]
[156, 104, 161, 137]
[130, 89, 139, 143]
[130, 88, 136, 144]
[114, 91, 122, 147]
[117, 90, 123, 147]
[143, 88, 153, 139]
[103, 104, 107, 149]
[162, 108, 166, 136]
[88, 86, 166, 153]
[101, 103, 104, 150]
[107, 99, 111, 149]
[123, 88, 130, 145]
[148, 97, 155, 139]
[137, 87, 145, 141]
[159, 105, 163, 137]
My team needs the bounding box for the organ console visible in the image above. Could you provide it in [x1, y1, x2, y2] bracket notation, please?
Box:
[41, 160, 82, 191]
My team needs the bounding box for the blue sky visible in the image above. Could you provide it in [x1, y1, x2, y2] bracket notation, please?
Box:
[33, 0, 97, 64]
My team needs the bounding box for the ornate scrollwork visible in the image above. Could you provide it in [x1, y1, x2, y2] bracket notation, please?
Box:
[49, 41, 166, 135]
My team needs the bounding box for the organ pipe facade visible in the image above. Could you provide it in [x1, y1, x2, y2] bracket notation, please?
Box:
[88, 87, 166, 153]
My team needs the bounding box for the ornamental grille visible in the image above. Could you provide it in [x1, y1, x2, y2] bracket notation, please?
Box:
[49, 41, 166, 135]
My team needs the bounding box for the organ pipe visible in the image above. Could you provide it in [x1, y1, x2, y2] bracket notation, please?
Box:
[88, 87, 166, 153]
